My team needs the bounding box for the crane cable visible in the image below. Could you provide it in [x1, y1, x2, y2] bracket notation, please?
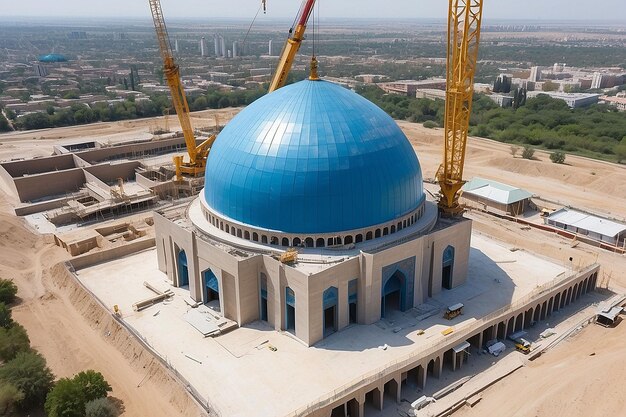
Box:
[242, 0, 266, 52]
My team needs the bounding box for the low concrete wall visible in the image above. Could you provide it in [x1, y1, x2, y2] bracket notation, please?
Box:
[14, 195, 82, 216]
[85, 161, 142, 184]
[1, 153, 76, 177]
[13, 168, 85, 202]
[69, 237, 156, 271]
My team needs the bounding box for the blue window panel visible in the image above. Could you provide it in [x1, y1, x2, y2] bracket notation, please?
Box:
[203, 269, 219, 293]
[323, 286, 338, 309]
[286, 287, 295, 307]
[204, 80, 424, 234]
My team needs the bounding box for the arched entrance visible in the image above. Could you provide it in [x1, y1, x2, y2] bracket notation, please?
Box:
[442, 246, 455, 290]
[381, 270, 406, 318]
[177, 250, 189, 287]
[323, 287, 338, 337]
[285, 287, 296, 333]
[202, 268, 219, 307]
[259, 273, 268, 321]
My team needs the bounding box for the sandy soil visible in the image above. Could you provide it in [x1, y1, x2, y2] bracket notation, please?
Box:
[400, 122, 626, 220]
[0, 193, 201, 416]
[454, 321, 626, 417]
[0, 112, 625, 417]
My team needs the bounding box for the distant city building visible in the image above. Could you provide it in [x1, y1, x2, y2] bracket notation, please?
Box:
[220, 36, 226, 58]
[33, 63, 48, 77]
[355, 74, 388, 83]
[529, 66, 542, 82]
[553, 62, 566, 73]
[599, 95, 626, 111]
[114, 32, 128, 41]
[175, 39, 179, 53]
[200, 37, 206, 57]
[232, 41, 239, 58]
[214, 35, 221, 56]
[379, 79, 447, 96]
[268, 39, 274, 56]
[488, 94, 513, 108]
[591, 72, 603, 89]
[415, 89, 446, 101]
[591, 72, 624, 89]
[526, 91, 600, 108]
[68, 31, 87, 40]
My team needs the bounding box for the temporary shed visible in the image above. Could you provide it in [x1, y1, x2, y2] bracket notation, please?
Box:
[596, 306, 623, 327]
[461, 177, 533, 216]
[546, 208, 626, 247]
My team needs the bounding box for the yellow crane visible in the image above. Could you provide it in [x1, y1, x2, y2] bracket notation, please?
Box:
[268, 0, 317, 92]
[148, 0, 216, 180]
[437, 0, 484, 215]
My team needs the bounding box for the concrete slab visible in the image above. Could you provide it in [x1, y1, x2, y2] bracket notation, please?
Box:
[75, 235, 570, 417]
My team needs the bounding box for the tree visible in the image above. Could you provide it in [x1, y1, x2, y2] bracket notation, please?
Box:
[0, 279, 18, 304]
[549, 151, 566, 164]
[0, 382, 24, 416]
[85, 397, 119, 417]
[73, 370, 111, 402]
[615, 143, 626, 163]
[0, 351, 54, 408]
[0, 323, 30, 361]
[542, 81, 558, 92]
[510, 145, 519, 157]
[423, 120, 438, 129]
[45, 378, 86, 417]
[0, 303, 12, 329]
[493, 78, 502, 93]
[0, 114, 10, 132]
[521, 145, 535, 160]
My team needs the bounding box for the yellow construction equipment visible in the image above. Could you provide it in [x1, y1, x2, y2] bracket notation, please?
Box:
[268, 0, 317, 92]
[437, 0, 484, 215]
[279, 248, 298, 264]
[148, 0, 216, 180]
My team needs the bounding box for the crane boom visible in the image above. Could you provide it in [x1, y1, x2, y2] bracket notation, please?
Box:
[268, 0, 316, 92]
[149, 0, 215, 178]
[437, 0, 484, 215]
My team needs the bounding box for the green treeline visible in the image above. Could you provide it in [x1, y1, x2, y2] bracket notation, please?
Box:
[355, 85, 626, 162]
[6, 88, 266, 131]
[5, 84, 626, 163]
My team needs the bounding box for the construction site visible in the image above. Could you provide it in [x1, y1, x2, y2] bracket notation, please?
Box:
[1, 1, 625, 417]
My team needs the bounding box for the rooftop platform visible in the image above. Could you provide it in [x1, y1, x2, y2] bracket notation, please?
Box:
[74, 232, 572, 417]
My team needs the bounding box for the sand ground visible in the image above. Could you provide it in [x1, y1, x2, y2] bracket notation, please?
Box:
[0, 112, 624, 417]
[0, 202, 202, 415]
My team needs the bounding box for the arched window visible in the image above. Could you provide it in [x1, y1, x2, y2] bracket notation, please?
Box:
[305, 237, 314, 248]
[316, 238, 325, 247]
[442, 246, 455, 290]
[355, 234, 363, 243]
[293, 237, 301, 247]
[345, 235, 353, 245]
[282, 237, 290, 247]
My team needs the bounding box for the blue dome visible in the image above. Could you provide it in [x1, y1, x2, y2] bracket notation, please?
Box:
[38, 54, 68, 63]
[204, 80, 424, 234]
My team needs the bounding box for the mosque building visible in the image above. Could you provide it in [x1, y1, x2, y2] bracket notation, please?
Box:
[154, 77, 471, 346]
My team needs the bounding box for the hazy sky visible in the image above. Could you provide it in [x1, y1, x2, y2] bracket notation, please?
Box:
[3, 0, 626, 21]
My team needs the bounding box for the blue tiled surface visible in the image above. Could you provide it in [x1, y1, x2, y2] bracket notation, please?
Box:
[204, 80, 424, 234]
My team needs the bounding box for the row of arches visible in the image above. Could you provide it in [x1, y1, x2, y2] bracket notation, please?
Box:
[203, 205, 425, 248]
[326, 272, 598, 417]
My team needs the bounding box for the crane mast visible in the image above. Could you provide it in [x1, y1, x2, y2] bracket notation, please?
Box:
[437, 0, 484, 215]
[268, 0, 317, 92]
[148, 0, 215, 179]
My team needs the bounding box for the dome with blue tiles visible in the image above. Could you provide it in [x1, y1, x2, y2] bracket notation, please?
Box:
[204, 79, 424, 234]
